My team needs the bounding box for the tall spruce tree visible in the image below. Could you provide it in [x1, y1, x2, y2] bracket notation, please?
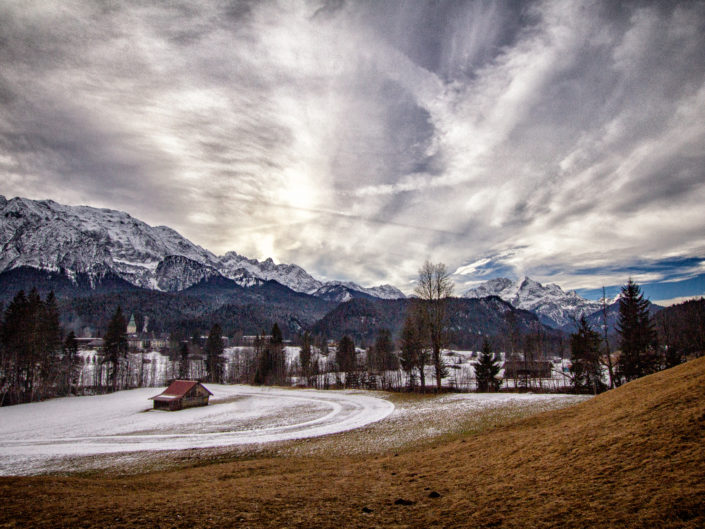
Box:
[37, 291, 62, 398]
[62, 331, 79, 396]
[205, 323, 225, 383]
[103, 306, 128, 392]
[337, 335, 356, 380]
[178, 341, 190, 379]
[616, 279, 658, 382]
[269, 323, 286, 385]
[399, 310, 422, 391]
[254, 324, 286, 386]
[2, 291, 30, 403]
[299, 331, 313, 384]
[570, 316, 604, 394]
[475, 338, 501, 392]
[372, 328, 397, 371]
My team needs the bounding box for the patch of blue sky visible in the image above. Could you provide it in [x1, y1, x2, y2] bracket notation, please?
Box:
[577, 272, 705, 303]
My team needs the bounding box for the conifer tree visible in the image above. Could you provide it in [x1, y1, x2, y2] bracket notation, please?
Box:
[570, 316, 604, 393]
[37, 291, 62, 397]
[253, 332, 266, 385]
[2, 290, 29, 403]
[62, 331, 79, 395]
[400, 307, 428, 391]
[103, 306, 128, 392]
[178, 341, 190, 379]
[337, 335, 356, 383]
[269, 323, 286, 385]
[254, 325, 287, 386]
[205, 323, 225, 383]
[475, 338, 501, 392]
[299, 331, 313, 384]
[372, 328, 397, 371]
[617, 279, 658, 382]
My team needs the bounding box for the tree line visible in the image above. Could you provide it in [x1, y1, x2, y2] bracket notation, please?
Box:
[0, 289, 79, 405]
[568, 278, 704, 394]
[2, 266, 703, 404]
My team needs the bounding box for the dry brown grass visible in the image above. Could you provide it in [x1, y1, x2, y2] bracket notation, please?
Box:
[2, 358, 705, 528]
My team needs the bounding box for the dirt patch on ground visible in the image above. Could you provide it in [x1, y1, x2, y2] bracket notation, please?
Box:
[1, 359, 704, 528]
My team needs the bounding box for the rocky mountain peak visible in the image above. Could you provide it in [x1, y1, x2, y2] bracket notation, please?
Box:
[0, 195, 405, 301]
[464, 276, 602, 328]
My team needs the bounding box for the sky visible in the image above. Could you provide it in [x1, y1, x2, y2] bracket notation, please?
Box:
[1, 0, 704, 304]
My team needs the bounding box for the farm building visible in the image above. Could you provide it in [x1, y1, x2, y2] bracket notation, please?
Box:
[150, 380, 213, 411]
[503, 356, 553, 380]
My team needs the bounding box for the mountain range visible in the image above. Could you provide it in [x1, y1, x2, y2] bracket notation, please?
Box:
[0, 195, 404, 301]
[1, 194, 647, 339]
[463, 277, 605, 328]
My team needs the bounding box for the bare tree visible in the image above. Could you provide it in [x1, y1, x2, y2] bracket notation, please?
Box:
[415, 260, 454, 391]
[600, 286, 616, 389]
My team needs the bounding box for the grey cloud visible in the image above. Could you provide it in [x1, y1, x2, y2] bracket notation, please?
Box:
[0, 0, 704, 294]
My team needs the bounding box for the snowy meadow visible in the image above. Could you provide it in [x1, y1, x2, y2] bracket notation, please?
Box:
[0, 384, 587, 476]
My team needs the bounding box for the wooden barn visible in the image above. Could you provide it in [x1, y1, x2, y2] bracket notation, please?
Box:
[150, 380, 213, 411]
[503, 357, 553, 380]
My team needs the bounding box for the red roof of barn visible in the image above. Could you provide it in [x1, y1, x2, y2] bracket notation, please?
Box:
[150, 380, 213, 401]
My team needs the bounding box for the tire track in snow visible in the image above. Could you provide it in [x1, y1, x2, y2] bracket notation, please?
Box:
[0, 386, 394, 475]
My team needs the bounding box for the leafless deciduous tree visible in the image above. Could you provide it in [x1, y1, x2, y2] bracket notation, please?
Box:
[414, 260, 454, 391]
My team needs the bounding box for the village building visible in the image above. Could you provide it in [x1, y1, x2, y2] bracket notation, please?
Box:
[75, 337, 104, 350]
[503, 354, 553, 380]
[127, 313, 138, 334]
[150, 380, 213, 411]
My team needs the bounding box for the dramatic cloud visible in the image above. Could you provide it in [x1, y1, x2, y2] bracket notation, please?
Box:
[1, 0, 704, 299]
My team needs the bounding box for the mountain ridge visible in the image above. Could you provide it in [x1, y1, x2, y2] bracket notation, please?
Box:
[0, 195, 405, 301]
[463, 276, 603, 328]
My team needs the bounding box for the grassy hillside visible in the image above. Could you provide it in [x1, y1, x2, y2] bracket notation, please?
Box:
[2, 358, 704, 528]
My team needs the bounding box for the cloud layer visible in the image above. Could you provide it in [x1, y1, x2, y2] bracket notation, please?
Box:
[1, 0, 704, 298]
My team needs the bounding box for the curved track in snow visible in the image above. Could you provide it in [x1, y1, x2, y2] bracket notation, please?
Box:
[0, 385, 394, 475]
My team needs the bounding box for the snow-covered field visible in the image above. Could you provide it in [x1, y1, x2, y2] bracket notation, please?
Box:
[0, 385, 393, 476]
[0, 383, 589, 477]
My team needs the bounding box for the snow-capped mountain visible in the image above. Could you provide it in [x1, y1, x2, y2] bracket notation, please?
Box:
[321, 281, 405, 301]
[217, 251, 323, 294]
[0, 195, 405, 300]
[463, 277, 602, 328]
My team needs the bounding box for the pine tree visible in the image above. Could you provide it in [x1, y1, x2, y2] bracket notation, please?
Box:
[2, 290, 29, 404]
[1, 290, 67, 402]
[37, 291, 62, 398]
[205, 323, 225, 383]
[103, 306, 128, 392]
[25, 288, 44, 396]
[399, 309, 424, 391]
[475, 338, 501, 392]
[178, 341, 190, 379]
[372, 328, 397, 371]
[254, 325, 287, 386]
[269, 323, 286, 385]
[570, 316, 604, 393]
[299, 331, 313, 385]
[253, 332, 265, 385]
[271, 323, 283, 344]
[62, 331, 80, 396]
[337, 335, 356, 385]
[617, 279, 659, 382]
